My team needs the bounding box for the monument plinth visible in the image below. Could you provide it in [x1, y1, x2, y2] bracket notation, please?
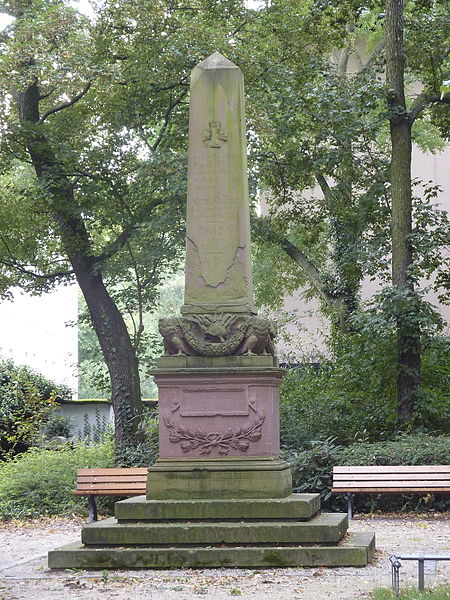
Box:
[48, 53, 375, 569]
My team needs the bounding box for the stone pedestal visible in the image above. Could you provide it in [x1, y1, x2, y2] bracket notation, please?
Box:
[147, 458, 292, 499]
[49, 493, 375, 568]
[48, 357, 375, 568]
[156, 362, 282, 459]
[148, 357, 291, 499]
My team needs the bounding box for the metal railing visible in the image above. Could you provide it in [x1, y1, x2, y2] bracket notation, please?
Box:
[389, 554, 450, 597]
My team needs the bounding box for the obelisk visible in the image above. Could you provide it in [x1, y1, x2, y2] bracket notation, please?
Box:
[182, 52, 255, 315]
[152, 52, 289, 499]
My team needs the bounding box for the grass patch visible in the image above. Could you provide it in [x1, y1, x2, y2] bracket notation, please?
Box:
[372, 585, 450, 599]
[0, 441, 114, 519]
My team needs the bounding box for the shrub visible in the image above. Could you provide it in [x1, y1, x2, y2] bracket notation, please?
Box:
[282, 437, 342, 502]
[279, 333, 450, 449]
[284, 434, 450, 513]
[115, 407, 159, 467]
[338, 433, 450, 466]
[280, 358, 396, 450]
[0, 359, 72, 457]
[416, 336, 450, 434]
[0, 440, 114, 519]
[41, 413, 73, 440]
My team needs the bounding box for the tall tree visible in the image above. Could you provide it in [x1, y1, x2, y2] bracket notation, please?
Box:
[242, 2, 391, 330]
[385, 0, 450, 422]
[243, 0, 449, 421]
[0, 0, 249, 453]
[385, 0, 418, 422]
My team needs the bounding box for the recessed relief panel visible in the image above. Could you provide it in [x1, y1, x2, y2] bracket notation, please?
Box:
[178, 388, 249, 417]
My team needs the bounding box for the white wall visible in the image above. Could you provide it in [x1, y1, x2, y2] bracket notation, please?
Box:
[0, 285, 78, 394]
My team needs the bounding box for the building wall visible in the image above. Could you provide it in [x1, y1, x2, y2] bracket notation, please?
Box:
[274, 142, 450, 360]
[0, 285, 79, 393]
[57, 400, 114, 441]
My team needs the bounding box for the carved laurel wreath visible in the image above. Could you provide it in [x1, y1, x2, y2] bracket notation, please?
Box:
[163, 412, 265, 455]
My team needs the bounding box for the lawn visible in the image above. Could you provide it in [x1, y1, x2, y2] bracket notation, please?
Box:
[372, 585, 450, 599]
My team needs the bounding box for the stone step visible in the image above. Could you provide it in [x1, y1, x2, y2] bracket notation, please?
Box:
[115, 493, 320, 522]
[49, 531, 375, 569]
[81, 513, 348, 546]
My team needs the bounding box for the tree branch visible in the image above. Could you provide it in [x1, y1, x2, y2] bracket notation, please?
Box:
[0, 260, 74, 279]
[93, 224, 137, 264]
[91, 186, 168, 264]
[39, 82, 91, 122]
[0, 234, 73, 279]
[126, 241, 145, 351]
[338, 47, 351, 75]
[314, 172, 333, 205]
[360, 35, 386, 74]
[409, 92, 450, 123]
[252, 217, 344, 315]
[151, 89, 188, 152]
[0, 233, 73, 279]
[39, 86, 57, 101]
[150, 79, 189, 93]
[227, 19, 249, 38]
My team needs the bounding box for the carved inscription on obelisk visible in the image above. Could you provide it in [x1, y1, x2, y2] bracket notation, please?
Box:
[182, 52, 255, 315]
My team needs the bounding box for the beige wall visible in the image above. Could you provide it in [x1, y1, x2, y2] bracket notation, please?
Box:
[272, 143, 450, 360]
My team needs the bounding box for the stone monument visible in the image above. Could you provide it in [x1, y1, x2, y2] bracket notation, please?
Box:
[48, 53, 374, 569]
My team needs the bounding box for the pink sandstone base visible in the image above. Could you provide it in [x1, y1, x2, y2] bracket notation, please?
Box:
[155, 371, 282, 460]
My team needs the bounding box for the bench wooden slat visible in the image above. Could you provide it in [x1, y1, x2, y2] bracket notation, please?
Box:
[333, 488, 450, 493]
[76, 468, 148, 476]
[333, 465, 449, 474]
[333, 473, 449, 481]
[73, 468, 148, 522]
[77, 475, 147, 483]
[72, 490, 146, 496]
[332, 480, 450, 488]
[332, 465, 450, 520]
[76, 482, 146, 490]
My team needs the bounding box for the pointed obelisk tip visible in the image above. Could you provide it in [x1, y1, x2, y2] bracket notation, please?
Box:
[197, 51, 238, 69]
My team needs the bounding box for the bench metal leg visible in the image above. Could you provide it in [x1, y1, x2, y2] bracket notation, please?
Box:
[347, 493, 353, 520]
[418, 557, 425, 591]
[88, 495, 98, 523]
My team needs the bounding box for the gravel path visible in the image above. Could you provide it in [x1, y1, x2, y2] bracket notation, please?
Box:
[0, 514, 448, 600]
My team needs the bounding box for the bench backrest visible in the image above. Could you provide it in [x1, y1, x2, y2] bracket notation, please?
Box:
[332, 465, 450, 493]
[74, 468, 148, 496]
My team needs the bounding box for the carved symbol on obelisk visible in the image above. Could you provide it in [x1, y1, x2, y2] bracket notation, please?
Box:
[203, 121, 227, 148]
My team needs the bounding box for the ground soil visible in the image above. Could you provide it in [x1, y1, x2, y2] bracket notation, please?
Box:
[0, 514, 448, 600]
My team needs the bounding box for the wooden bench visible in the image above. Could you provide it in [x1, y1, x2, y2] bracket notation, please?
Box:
[332, 465, 450, 519]
[72, 468, 148, 522]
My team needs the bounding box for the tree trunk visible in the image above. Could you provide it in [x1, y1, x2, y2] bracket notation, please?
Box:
[386, 0, 420, 423]
[16, 79, 144, 453]
[73, 257, 144, 450]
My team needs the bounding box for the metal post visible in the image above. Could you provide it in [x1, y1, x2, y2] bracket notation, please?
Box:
[88, 495, 98, 523]
[418, 556, 425, 591]
[390, 556, 401, 598]
[347, 493, 353, 520]
[388, 554, 450, 595]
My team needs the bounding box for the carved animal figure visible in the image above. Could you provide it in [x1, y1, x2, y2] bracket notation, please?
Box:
[236, 317, 277, 356]
[158, 318, 195, 356]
